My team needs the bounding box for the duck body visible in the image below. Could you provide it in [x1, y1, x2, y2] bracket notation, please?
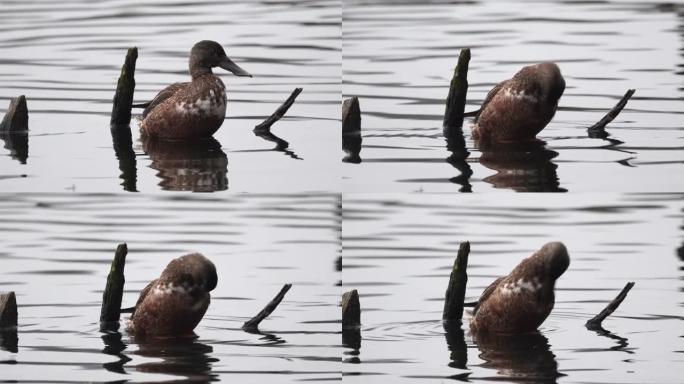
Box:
[138, 40, 251, 140]
[470, 242, 569, 334]
[140, 75, 227, 139]
[129, 253, 217, 337]
[473, 62, 565, 143]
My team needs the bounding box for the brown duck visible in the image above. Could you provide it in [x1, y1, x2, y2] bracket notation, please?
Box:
[139, 40, 251, 139]
[129, 253, 217, 337]
[473, 62, 565, 143]
[470, 242, 569, 334]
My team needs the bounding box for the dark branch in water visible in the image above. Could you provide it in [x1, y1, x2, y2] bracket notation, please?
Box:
[254, 88, 303, 133]
[585, 281, 635, 330]
[587, 89, 635, 135]
[342, 289, 361, 327]
[443, 241, 470, 322]
[242, 284, 292, 332]
[111, 48, 138, 127]
[463, 109, 480, 117]
[100, 244, 128, 327]
[443, 48, 470, 136]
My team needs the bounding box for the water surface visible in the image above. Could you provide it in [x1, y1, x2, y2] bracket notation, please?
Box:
[0, 193, 341, 383]
[342, 193, 683, 383]
[0, 0, 341, 192]
[342, 0, 684, 192]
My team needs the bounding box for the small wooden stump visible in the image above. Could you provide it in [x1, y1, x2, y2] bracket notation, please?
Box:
[0, 95, 28, 132]
[342, 289, 361, 327]
[0, 292, 18, 329]
[443, 48, 470, 137]
[443, 241, 470, 322]
[342, 97, 362, 163]
[111, 48, 138, 127]
[100, 244, 128, 325]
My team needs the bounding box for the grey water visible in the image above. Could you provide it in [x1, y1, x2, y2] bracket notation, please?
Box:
[0, 0, 341, 193]
[342, 0, 684, 193]
[342, 193, 684, 383]
[0, 193, 341, 383]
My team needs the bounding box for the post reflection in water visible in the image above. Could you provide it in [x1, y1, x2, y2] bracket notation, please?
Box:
[342, 328, 361, 364]
[476, 140, 565, 192]
[443, 323, 467, 371]
[472, 331, 562, 383]
[0, 130, 28, 164]
[142, 136, 228, 192]
[101, 330, 131, 375]
[0, 329, 18, 353]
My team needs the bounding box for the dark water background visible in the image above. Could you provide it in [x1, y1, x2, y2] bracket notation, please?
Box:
[0, 193, 341, 383]
[0, 0, 341, 192]
[342, 193, 683, 383]
[342, 0, 684, 192]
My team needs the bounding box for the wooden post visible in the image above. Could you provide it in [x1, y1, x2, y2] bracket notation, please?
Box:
[110, 48, 138, 126]
[100, 244, 128, 324]
[0, 95, 28, 132]
[443, 48, 470, 136]
[342, 289, 361, 327]
[242, 284, 292, 331]
[443, 241, 470, 321]
[586, 282, 635, 330]
[0, 292, 17, 329]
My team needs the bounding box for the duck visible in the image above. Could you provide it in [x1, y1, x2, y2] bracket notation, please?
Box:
[128, 253, 217, 337]
[139, 40, 252, 140]
[469, 242, 569, 334]
[473, 62, 565, 143]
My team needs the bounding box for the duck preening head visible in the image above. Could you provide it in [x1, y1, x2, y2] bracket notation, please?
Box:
[160, 253, 218, 293]
[189, 40, 252, 79]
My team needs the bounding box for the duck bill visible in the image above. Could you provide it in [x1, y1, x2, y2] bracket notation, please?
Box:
[219, 57, 252, 77]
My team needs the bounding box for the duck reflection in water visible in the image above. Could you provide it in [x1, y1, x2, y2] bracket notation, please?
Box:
[473, 331, 562, 383]
[133, 335, 217, 382]
[477, 139, 565, 192]
[142, 136, 228, 192]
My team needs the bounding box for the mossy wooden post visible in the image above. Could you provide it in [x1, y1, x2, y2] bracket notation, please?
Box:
[443, 48, 470, 137]
[443, 241, 470, 322]
[100, 243, 128, 325]
[0, 292, 17, 329]
[342, 289, 361, 327]
[110, 48, 138, 127]
[0, 95, 28, 132]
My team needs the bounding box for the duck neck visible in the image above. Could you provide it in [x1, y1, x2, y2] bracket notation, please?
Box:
[190, 62, 213, 80]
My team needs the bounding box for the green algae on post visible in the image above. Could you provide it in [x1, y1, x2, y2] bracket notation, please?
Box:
[242, 283, 292, 332]
[342, 289, 361, 327]
[110, 48, 138, 126]
[443, 48, 470, 136]
[443, 241, 470, 322]
[100, 243, 128, 326]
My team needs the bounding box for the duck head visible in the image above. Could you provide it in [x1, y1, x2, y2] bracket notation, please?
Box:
[189, 40, 252, 79]
[161, 253, 218, 293]
[539, 241, 570, 281]
[535, 62, 565, 104]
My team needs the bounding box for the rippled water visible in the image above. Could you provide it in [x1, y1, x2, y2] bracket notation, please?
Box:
[342, 193, 683, 383]
[342, 0, 684, 192]
[0, 0, 341, 192]
[0, 193, 341, 382]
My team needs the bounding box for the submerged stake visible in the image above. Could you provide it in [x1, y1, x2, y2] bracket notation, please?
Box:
[0, 95, 28, 132]
[443, 241, 470, 322]
[342, 289, 361, 327]
[100, 243, 128, 324]
[111, 48, 138, 126]
[0, 292, 17, 329]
